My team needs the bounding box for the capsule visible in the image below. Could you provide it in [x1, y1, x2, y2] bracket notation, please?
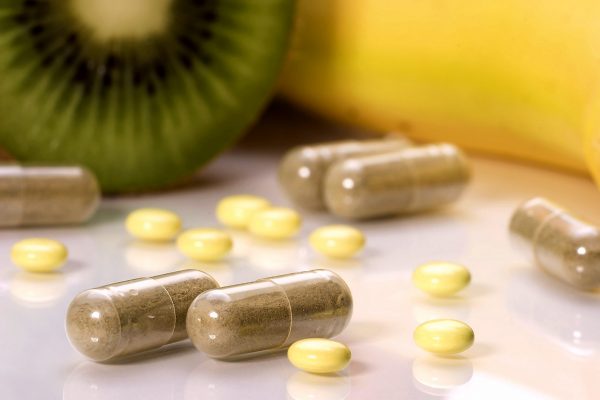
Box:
[187, 269, 353, 360]
[509, 197, 600, 290]
[0, 164, 100, 227]
[323, 144, 470, 219]
[278, 137, 412, 209]
[66, 270, 219, 362]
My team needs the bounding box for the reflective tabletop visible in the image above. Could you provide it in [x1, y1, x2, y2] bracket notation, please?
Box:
[1, 105, 599, 400]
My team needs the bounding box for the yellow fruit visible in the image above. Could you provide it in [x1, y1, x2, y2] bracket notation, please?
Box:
[216, 195, 272, 229]
[412, 262, 471, 297]
[177, 228, 233, 262]
[125, 208, 182, 241]
[11, 238, 68, 272]
[288, 338, 351, 374]
[281, 1, 600, 183]
[414, 319, 474, 355]
[248, 207, 302, 239]
[309, 225, 365, 258]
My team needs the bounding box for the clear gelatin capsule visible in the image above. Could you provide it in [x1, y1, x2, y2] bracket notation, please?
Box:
[278, 137, 412, 209]
[0, 164, 100, 227]
[187, 269, 353, 360]
[323, 144, 470, 219]
[66, 270, 219, 362]
[510, 197, 600, 290]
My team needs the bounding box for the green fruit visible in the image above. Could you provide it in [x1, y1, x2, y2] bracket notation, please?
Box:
[0, 0, 294, 192]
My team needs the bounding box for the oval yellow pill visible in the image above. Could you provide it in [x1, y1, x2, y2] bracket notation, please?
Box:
[248, 207, 302, 239]
[414, 319, 474, 355]
[11, 238, 68, 272]
[288, 338, 351, 374]
[216, 195, 272, 229]
[177, 228, 233, 261]
[309, 225, 365, 258]
[125, 208, 182, 241]
[412, 262, 471, 297]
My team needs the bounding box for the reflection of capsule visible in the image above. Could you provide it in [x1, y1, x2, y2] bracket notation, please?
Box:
[10, 271, 67, 307]
[508, 269, 600, 357]
[187, 269, 353, 360]
[412, 355, 473, 396]
[0, 164, 100, 227]
[510, 197, 600, 290]
[286, 371, 351, 400]
[66, 270, 218, 361]
[279, 137, 412, 210]
[324, 144, 470, 219]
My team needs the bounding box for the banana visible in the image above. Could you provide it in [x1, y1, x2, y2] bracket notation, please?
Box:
[281, 0, 600, 179]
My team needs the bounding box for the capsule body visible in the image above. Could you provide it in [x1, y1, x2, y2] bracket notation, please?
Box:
[66, 270, 219, 361]
[323, 144, 470, 219]
[0, 164, 100, 227]
[187, 269, 353, 360]
[510, 197, 600, 290]
[278, 137, 412, 209]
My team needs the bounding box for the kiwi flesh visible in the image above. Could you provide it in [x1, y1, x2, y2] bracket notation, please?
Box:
[0, 0, 294, 192]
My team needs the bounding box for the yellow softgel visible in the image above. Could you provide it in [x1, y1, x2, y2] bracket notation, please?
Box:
[412, 261, 471, 297]
[11, 238, 68, 272]
[248, 207, 302, 239]
[288, 338, 351, 374]
[125, 208, 182, 241]
[309, 225, 365, 258]
[177, 228, 233, 261]
[414, 319, 474, 355]
[216, 195, 271, 229]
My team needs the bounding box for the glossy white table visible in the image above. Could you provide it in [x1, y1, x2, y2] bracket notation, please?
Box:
[1, 105, 599, 400]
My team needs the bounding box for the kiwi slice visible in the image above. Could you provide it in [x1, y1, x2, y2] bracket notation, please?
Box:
[0, 0, 294, 192]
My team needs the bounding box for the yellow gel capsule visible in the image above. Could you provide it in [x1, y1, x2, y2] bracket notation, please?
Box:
[125, 208, 182, 241]
[11, 238, 68, 272]
[288, 338, 351, 374]
[248, 207, 302, 239]
[177, 228, 233, 261]
[414, 319, 474, 355]
[309, 225, 365, 258]
[412, 262, 471, 297]
[216, 195, 272, 229]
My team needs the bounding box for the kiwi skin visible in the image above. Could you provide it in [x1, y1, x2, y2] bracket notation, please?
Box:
[0, 1, 295, 193]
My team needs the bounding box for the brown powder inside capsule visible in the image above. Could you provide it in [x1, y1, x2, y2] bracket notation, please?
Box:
[187, 269, 353, 360]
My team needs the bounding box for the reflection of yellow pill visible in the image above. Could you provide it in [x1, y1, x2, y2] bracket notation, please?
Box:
[125, 208, 182, 241]
[11, 238, 68, 272]
[177, 228, 233, 262]
[216, 195, 271, 229]
[288, 338, 351, 374]
[309, 225, 365, 258]
[414, 319, 474, 355]
[248, 207, 302, 239]
[412, 262, 471, 297]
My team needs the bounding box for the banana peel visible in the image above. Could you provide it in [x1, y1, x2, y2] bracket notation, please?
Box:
[280, 0, 600, 180]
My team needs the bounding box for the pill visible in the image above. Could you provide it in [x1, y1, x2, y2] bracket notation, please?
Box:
[187, 269, 353, 360]
[216, 194, 272, 229]
[279, 137, 413, 210]
[412, 262, 471, 297]
[0, 164, 99, 227]
[288, 338, 351, 374]
[125, 208, 182, 241]
[177, 228, 233, 261]
[66, 269, 218, 361]
[248, 207, 302, 239]
[11, 238, 68, 272]
[309, 225, 365, 259]
[413, 319, 474, 355]
[323, 144, 470, 219]
[510, 197, 600, 290]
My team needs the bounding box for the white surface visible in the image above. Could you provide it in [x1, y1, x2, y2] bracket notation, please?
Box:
[1, 106, 600, 400]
